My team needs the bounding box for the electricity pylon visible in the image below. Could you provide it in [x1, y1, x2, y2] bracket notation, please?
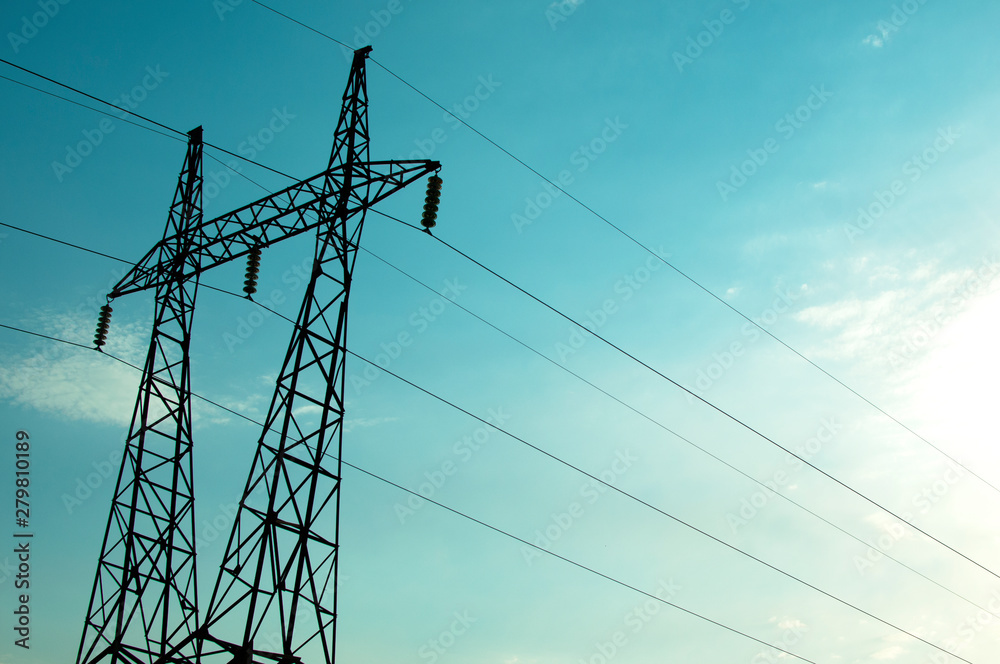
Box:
[79, 46, 441, 664]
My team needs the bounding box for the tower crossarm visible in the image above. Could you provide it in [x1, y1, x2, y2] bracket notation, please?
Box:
[110, 159, 438, 298]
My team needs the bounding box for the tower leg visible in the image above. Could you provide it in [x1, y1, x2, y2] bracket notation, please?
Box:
[196, 47, 374, 664]
[78, 128, 204, 664]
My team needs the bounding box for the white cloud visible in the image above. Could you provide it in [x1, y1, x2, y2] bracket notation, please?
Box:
[0, 309, 148, 425]
[792, 256, 1000, 369]
[777, 618, 806, 631]
[293, 404, 324, 418]
[344, 416, 398, 433]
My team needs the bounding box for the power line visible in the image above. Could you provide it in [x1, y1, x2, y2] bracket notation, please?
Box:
[342, 461, 820, 664]
[247, 0, 351, 50]
[0, 220, 133, 265]
[229, 2, 997, 500]
[372, 60, 999, 500]
[0, 320, 817, 664]
[0, 58, 300, 181]
[358, 223, 1000, 624]
[0, 73, 185, 144]
[0, 68, 292, 196]
[0, 43, 991, 656]
[371, 208, 1000, 587]
[0, 219, 261, 304]
[343, 350, 968, 664]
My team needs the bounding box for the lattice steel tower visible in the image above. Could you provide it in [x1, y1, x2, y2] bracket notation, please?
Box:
[78, 47, 441, 664]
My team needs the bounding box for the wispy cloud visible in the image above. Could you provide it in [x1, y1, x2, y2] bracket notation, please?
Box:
[344, 416, 398, 433]
[792, 257, 1000, 371]
[863, 33, 885, 48]
[0, 309, 148, 425]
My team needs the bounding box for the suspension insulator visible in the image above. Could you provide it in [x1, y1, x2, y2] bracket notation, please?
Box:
[243, 247, 262, 296]
[421, 175, 442, 230]
[94, 304, 113, 349]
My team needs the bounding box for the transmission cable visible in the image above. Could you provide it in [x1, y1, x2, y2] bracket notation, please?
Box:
[232, 1, 998, 499]
[374, 208, 1000, 587]
[0, 73, 185, 144]
[341, 350, 969, 663]
[0, 220, 269, 304]
[358, 222, 1000, 624]
[0, 58, 298, 181]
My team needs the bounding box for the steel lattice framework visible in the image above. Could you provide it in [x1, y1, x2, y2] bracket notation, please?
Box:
[78, 46, 440, 664]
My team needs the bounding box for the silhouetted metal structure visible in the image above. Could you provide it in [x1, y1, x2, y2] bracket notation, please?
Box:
[79, 46, 440, 664]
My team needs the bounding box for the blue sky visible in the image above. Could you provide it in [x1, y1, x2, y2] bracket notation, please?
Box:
[3, 0, 1000, 663]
